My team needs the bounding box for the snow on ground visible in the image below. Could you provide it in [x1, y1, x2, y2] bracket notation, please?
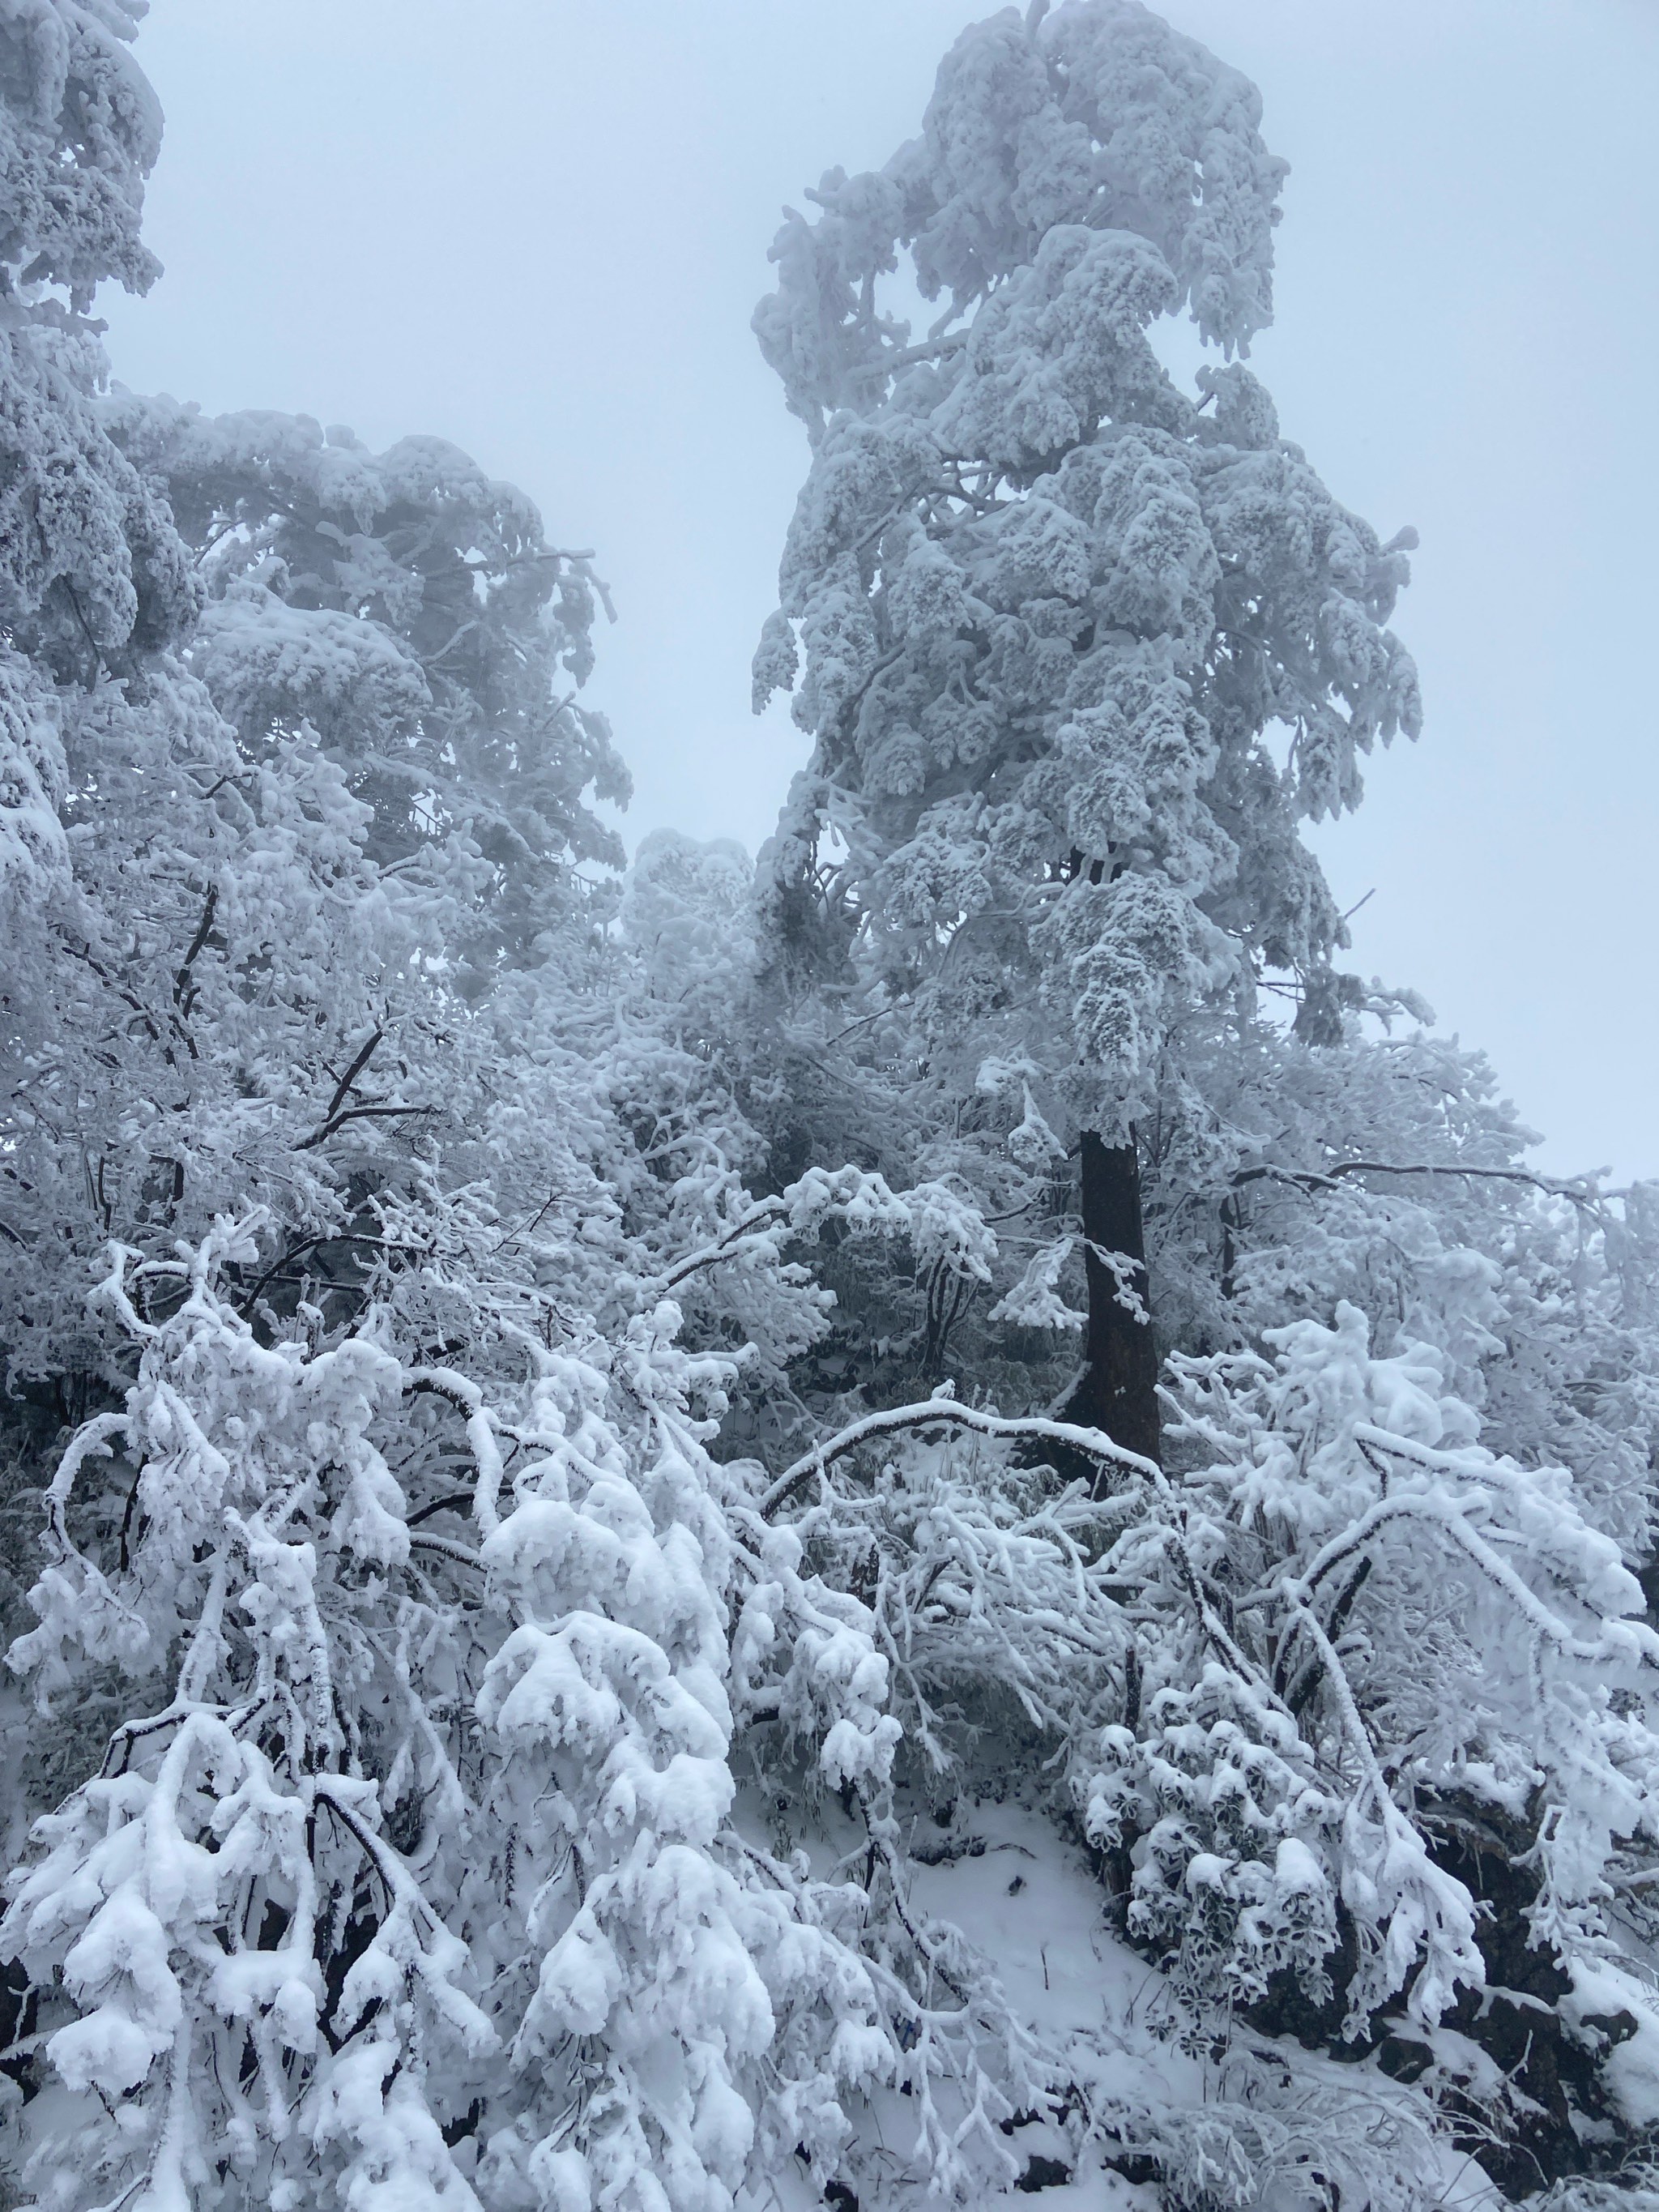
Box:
[906, 1784, 1196, 2206]
[742, 1775, 1508, 2212]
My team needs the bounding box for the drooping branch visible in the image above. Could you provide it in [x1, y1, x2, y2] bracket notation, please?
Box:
[403, 1369, 505, 1535]
[760, 1394, 1156, 1518]
[1286, 1481, 1659, 1670]
[40, 1410, 130, 1556]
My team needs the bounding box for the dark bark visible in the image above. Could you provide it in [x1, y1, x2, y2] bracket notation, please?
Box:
[1063, 1130, 1161, 1472]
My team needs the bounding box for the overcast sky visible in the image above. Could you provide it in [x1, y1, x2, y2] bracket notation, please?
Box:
[103, 0, 1658, 1181]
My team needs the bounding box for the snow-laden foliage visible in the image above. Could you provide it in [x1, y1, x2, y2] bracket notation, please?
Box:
[106, 398, 631, 989]
[0, 383, 630, 1385]
[17, 1181, 1659, 2207]
[750, 1316, 1659, 2201]
[0, 1161, 1086, 2211]
[0, 1220, 885, 2210]
[5, 5, 1659, 2211]
[0, 0, 192, 929]
[1142, 1018, 1659, 1563]
[753, 0, 1418, 1083]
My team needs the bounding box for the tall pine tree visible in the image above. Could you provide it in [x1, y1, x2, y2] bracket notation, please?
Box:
[751, 0, 1420, 1456]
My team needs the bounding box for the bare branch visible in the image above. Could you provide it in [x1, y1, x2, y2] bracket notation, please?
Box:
[326, 1030, 386, 1119]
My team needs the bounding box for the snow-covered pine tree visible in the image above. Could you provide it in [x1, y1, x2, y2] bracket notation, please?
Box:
[750, 0, 1421, 1458]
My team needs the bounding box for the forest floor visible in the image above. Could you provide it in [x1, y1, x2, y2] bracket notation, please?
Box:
[737, 1779, 1507, 2211]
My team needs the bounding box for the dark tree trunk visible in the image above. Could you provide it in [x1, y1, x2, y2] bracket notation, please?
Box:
[1064, 1130, 1161, 1473]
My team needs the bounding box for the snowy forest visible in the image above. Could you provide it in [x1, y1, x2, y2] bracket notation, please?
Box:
[2, 3, 1659, 2210]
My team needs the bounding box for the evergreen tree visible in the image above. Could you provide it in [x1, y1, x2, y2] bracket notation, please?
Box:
[750, 0, 1421, 1456]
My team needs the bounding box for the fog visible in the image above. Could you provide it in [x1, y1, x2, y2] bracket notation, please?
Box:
[103, 0, 1659, 1179]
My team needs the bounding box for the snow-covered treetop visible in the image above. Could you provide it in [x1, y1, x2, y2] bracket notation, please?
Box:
[0, 0, 162, 308]
[107, 398, 631, 984]
[755, 0, 1283, 441]
[752, 0, 1418, 1159]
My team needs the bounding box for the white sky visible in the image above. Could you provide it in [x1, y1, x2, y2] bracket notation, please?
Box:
[102, 0, 1659, 1181]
